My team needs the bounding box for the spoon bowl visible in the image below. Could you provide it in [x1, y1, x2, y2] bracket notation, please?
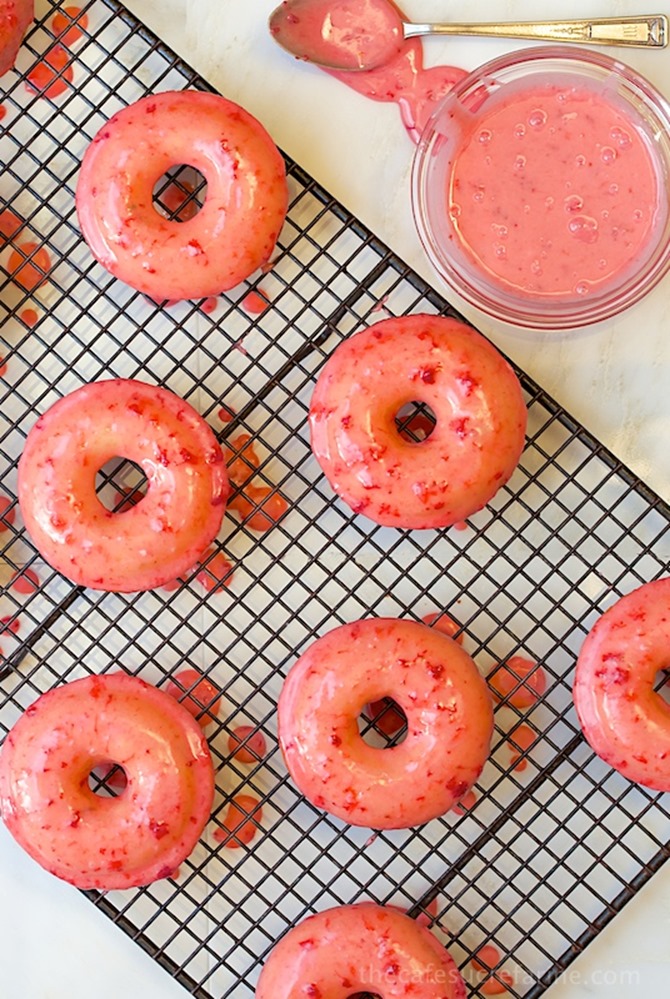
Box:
[269, 0, 667, 72]
[269, 0, 404, 72]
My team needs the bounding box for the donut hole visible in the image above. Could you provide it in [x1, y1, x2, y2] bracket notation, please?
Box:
[654, 669, 670, 706]
[360, 697, 408, 748]
[88, 763, 128, 797]
[153, 164, 208, 222]
[395, 401, 437, 442]
[96, 457, 148, 512]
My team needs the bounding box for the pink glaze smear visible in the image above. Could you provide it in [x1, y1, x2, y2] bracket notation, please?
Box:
[225, 432, 290, 531]
[447, 77, 666, 299]
[472, 943, 514, 994]
[454, 787, 477, 814]
[7, 241, 51, 291]
[24, 6, 88, 100]
[488, 655, 546, 709]
[241, 289, 270, 314]
[52, 6, 88, 47]
[20, 307, 39, 326]
[11, 567, 39, 594]
[26, 44, 72, 98]
[194, 548, 233, 592]
[0, 495, 15, 530]
[422, 610, 463, 644]
[508, 724, 536, 772]
[214, 794, 263, 848]
[166, 668, 223, 728]
[228, 725, 267, 763]
[0, 615, 20, 636]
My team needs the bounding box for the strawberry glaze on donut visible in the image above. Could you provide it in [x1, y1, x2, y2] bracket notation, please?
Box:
[18, 378, 228, 592]
[278, 618, 493, 828]
[0, 674, 215, 890]
[75, 90, 288, 301]
[309, 314, 527, 529]
[574, 579, 670, 791]
[0, 0, 33, 76]
[256, 902, 466, 998]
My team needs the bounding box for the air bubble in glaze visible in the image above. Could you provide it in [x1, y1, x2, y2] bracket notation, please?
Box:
[568, 215, 599, 244]
[528, 109, 547, 129]
[611, 126, 632, 150]
[564, 195, 583, 213]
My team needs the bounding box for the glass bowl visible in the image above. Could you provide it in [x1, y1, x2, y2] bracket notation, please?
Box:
[411, 46, 670, 330]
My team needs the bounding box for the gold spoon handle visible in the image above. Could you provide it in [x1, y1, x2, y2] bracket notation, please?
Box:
[404, 14, 668, 48]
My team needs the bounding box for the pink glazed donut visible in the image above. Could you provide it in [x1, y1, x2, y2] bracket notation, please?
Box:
[278, 618, 494, 828]
[256, 903, 466, 999]
[76, 90, 288, 300]
[0, 0, 33, 76]
[574, 578, 670, 791]
[18, 378, 229, 592]
[0, 674, 215, 890]
[309, 314, 527, 529]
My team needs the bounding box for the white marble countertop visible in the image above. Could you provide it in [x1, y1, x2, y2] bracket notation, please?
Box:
[2, 0, 670, 994]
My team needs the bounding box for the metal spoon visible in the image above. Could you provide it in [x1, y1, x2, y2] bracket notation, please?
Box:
[269, 0, 668, 72]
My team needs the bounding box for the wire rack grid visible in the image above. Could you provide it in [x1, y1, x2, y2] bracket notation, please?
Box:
[1, 1, 670, 996]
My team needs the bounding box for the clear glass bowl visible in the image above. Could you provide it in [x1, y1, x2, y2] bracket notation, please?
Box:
[411, 46, 670, 330]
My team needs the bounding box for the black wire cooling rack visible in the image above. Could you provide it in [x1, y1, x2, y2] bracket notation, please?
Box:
[1, 1, 670, 995]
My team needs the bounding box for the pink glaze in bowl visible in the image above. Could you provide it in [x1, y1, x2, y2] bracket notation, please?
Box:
[412, 47, 670, 330]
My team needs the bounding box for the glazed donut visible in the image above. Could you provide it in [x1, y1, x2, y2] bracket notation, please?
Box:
[256, 902, 466, 998]
[574, 578, 670, 791]
[75, 90, 288, 300]
[0, 674, 215, 890]
[0, 0, 33, 76]
[18, 378, 228, 592]
[278, 618, 493, 828]
[309, 314, 527, 529]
